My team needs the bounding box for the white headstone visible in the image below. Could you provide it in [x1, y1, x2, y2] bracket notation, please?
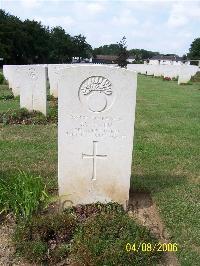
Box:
[48, 64, 70, 98]
[146, 65, 156, 75]
[163, 67, 176, 79]
[12, 65, 24, 96]
[58, 65, 137, 208]
[3, 65, 25, 96]
[154, 65, 164, 77]
[3, 65, 9, 81]
[178, 72, 192, 85]
[20, 65, 47, 115]
[4, 65, 18, 92]
[127, 64, 148, 75]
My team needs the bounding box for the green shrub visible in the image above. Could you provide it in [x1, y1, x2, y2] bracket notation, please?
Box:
[0, 104, 58, 124]
[0, 108, 48, 125]
[0, 94, 14, 100]
[71, 212, 163, 266]
[14, 212, 77, 263]
[47, 105, 58, 123]
[0, 171, 48, 220]
[31, 111, 47, 124]
[191, 71, 200, 82]
[47, 94, 57, 101]
[65, 202, 125, 222]
[0, 72, 4, 84]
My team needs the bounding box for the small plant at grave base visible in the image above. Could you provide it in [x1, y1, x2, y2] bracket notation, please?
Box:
[47, 100, 58, 123]
[191, 71, 200, 82]
[47, 94, 57, 101]
[47, 108, 58, 123]
[0, 108, 48, 125]
[0, 92, 14, 100]
[65, 202, 125, 222]
[0, 171, 48, 220]
[31, 111, 47, 124]
[13, 212, 77, 264]
[0, 95, 58, 123]
[71, 212, 163, 266]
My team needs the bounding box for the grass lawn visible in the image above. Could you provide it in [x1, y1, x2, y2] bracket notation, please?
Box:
[132, 76, 200, 265]
[0, 75, 200, 265]
[0, 84, 20, 112]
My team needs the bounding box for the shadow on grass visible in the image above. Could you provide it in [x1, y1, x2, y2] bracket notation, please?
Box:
[130, 173, 187, 194]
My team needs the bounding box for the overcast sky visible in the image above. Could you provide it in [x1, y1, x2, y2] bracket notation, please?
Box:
[1, 0, 200, 56]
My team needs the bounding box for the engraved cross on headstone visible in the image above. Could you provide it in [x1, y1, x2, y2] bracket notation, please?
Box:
[82, 141, 107, 181]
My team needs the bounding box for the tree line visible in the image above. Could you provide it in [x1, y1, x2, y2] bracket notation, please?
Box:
[0, 9, 161, 65]
[0, 9, 199, 65]
[188, 38, 200, 61]
[93, 45, 159, 62]
[0, 9, 92, 64]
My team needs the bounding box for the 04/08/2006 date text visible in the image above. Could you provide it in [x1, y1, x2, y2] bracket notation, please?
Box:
[125, 243, 178, 252]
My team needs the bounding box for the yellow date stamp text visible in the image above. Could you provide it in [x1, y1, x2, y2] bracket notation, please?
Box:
[125, 242, 178, 252]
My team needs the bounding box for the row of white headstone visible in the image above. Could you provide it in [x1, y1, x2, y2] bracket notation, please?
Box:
[3, 64, 137, 208]
[127, 64, 199, 84]
[4, 63, 199, 97]
[3, 63, 199, 117]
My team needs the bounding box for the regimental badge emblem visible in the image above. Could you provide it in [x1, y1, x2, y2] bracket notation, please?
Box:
[79, 76, 115, 112]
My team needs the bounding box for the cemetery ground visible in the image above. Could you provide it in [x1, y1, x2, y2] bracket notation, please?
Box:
[0, 74, 200, 265]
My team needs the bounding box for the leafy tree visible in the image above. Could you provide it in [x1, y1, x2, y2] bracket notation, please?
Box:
[92, 43, 159, 63]
[188, 38, 200, 59]
[117, 36, 129, 68]
[0, 10, 51, 64]
[22, 19, 50, 64]
[0, 9, 24, 64]
[0, 8, 161, 65]
[72, 34, 92, 62]
[93, 44, 120, 56]
[182, 54, 187, 62]
[0, 9, 91, 64]
[129, 48, 159, 61]
[49, 26, 73, 63]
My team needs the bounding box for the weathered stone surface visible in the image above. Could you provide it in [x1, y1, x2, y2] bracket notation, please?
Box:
[178, 72, 192, 84]
[48, 64, 72, 98]
[58, 65, 137, 208]
[20, 65, 47, 115]
[12, 66, 23, 96]
[3, 65, 21, 95]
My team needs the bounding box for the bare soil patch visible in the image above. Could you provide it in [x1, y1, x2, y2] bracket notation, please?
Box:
[0, 215, 34, 266]
[0, 194, 179, 266]
[128, 191, 180, 266]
